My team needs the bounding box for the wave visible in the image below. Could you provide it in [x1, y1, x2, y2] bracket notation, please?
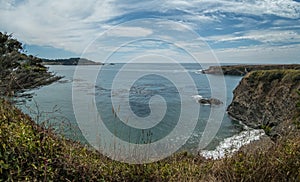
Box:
[200, 129, 265, 160]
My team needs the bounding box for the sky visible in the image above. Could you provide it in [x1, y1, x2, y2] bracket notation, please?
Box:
[0, 0, 300, 63]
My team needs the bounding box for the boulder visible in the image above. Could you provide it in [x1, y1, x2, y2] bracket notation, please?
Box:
[198, 98, 223, 105]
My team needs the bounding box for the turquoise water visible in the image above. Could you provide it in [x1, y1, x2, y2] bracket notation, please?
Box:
[17, 64, 243, 151]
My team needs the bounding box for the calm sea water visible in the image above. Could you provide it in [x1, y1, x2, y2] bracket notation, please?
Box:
[17, 63, 244, 152]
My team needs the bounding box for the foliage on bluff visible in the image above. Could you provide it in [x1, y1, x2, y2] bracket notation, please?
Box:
[203, 64, 300, 76]
[0, 32, 61, 96]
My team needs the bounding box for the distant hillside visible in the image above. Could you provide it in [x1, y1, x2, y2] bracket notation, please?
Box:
[202, 64, 300, 76]
[42, 58, 103, 65]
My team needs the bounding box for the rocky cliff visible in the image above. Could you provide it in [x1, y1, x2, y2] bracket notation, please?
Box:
[227, 69, 300, 138]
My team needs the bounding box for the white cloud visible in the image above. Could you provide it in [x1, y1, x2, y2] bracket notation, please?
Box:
[105, 26, 153, 37]
[206, 30, 300, 44]
[214, 44, 300, 63]
[174, 0, 300, 19]
[0, 0, 299, 63]
[0, 0, 119, 53]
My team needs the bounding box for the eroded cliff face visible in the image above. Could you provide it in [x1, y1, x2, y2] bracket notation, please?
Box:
[227, 70, 300, 137]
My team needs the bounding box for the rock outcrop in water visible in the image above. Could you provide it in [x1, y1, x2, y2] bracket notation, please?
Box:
[202, 64, 300, 76]
[227, 69, 300, 138]
[198, 98, 223, 105]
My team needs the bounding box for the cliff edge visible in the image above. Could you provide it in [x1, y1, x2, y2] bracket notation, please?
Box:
[227, 69, 300, 138]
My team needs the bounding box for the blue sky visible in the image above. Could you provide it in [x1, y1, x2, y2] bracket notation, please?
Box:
[0, 0, 300, 63]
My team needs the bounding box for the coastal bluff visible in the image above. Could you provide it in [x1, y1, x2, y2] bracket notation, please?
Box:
[42, 57, 103, 65]
[202, 64, 300, 76]
[227, 69, 300, 138]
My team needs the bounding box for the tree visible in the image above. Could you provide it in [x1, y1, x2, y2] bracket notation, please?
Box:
[0, 32, 22, 55]
[0, 32, 61, 96]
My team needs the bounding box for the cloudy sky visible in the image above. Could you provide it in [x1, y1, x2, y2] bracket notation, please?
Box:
[0, 0, 300, 63]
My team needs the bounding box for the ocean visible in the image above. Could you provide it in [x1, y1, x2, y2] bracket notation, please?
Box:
[16, 63, 264, 161]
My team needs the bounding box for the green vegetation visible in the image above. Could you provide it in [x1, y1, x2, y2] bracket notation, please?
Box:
[0, 99, 299, 181]
[214, 135, 300, 181]
[1, 33, 299, 180]
[0, 32, 61, 96]
[203, 64, 300, 76]
[245, 69, 300, 89]
[295, 90, 300, 129]
[297, 90, 300, 109]
[248, 69, 297, 80]
[0, 99, 210, 181]
[260, 124, 272, 135]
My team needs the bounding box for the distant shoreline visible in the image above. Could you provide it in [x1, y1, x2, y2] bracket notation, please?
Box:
[42, 57, 107, 66]
[42, 62, 104, 65]
[202, 64, 300, 76]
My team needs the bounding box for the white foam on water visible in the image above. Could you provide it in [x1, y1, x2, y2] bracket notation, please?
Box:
[194, 69, 203, 74]
[191, 95, 203, 101]
[200, 129, 265, 160]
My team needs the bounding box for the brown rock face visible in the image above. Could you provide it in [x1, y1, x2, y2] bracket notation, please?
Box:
[227, 70, 300, 137]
